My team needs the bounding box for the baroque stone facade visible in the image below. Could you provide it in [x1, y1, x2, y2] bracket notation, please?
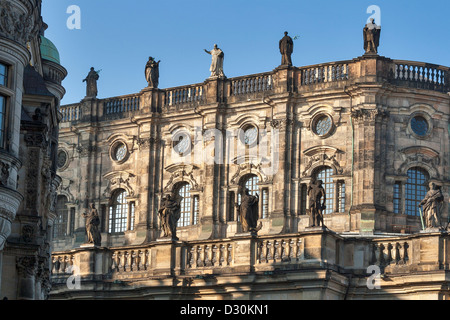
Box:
[0, 0, 67, 299]
[51, 29, 450, 299]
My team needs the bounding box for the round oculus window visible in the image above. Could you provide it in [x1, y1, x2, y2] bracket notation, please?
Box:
[114, 143, 127, 162]
[411, 116, 429, 137]
[243, 126, 258, 145]
[57, 150, 68, 169]
[174, 134, 191, 154]
[314, 115, 333, 136]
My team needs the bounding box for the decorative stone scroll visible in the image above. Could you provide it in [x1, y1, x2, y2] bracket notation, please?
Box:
[230, 162, 272, 185]
[164, 166, 199, 193]
[103, 171, 136, 198]
[302, 152, 344, 177]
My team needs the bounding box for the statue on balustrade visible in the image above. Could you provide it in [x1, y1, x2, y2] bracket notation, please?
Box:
[145, 56, 161, 88]
[363, 18, 381, 55]
[236, 187, 261, 236]
[279, 31, 294, 66]
[159, 192, 182, 241]
[82, 203, 102, 246]
[204, 44, 225, 78]
[83, 67, 100, 98]
[418, 182, 444, 230]
[308, 179, 326, 228]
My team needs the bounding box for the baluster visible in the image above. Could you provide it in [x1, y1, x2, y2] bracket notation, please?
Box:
[219, 244, 225, 266]
[131, 251, 137, 271]
[204, 245, 211, 267]
[117, 251, 123, 272]
[296, 238, 303, 261]
[274, 240, 280, 261]
[227, 244, 232, 266]
[403, 242, 409, 264]
[124, 251, 130, 272]
[386, 243, 393, 265]
[144, 250, 150, 270]
[266, 241, 272, 262]
[289, 239, 295, 261]
[211, 245, 217, 266]
[137, 250, 143, 271]
[281, 240, 288, 261]
[111, 252, 117, 272]
[395, 243, 402, 264]
[196, 246, 203, 267]
[258, 241, 264, 264]
[188, 247, 195, 268]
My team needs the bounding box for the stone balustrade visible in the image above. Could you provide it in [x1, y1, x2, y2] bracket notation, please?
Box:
[163, 84, 206, 109]
[371, 239, 411, 267]
[58, 57, 450, 124]
[60, 104, 81, 122]
[230, 73, 273, 96]
[104, 94, 140, 115]
[298, 62, 350, 86]
[392, 60, 449, 92]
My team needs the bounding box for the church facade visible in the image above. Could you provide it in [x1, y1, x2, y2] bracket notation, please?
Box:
[50, 26, 450, 299]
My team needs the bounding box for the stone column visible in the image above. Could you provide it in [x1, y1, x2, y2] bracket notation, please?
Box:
[16, 256, 38, 300]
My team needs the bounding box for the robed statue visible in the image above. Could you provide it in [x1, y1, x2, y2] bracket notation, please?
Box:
[418, 182, 444, 230]
[204, 44, 225, 78]
[83, 67, 99, 98]
[363, 18, 381, 55]
[158, 192, 182, 240]
[308, 179, 326, 227]
[279, 31, 294, 66]
[145, 57, 161, 88]
[82, 203, 102, 246]
[236, 187, 261, 235]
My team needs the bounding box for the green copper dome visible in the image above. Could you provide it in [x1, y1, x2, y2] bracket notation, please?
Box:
[40, 35, 60, 64]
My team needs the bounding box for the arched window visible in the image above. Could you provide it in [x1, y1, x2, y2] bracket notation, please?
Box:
[53, 196, 69, 238]
[174, 182, 199, 228]
[108, 189, 135, 233]
[405, 167, 429, 216]
[177, 183, 192, 227]
[315, 167, 334, 215]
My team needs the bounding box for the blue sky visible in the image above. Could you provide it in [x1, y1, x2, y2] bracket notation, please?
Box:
[42, 0, 450, 104]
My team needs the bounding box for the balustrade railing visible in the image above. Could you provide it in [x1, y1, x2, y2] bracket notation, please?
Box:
[186, 242, 233, 269]
[393, 61, 449, 91]
[164, 84, 205, 107]
[52, 254, 74, 275]
[104, 94, 140, 115]
[230, 73, 273, 96]
[60, 104, 81, 122]
[257, 237, 303, 264]
[110, 248, 151, 273]
[300, 62, 349, 85]
[371, 240, 411, 267]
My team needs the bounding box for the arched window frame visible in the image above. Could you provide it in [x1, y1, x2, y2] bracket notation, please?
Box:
[172, 182, 200, 228]
[108, 189, 136, 234]
[53, 195, 69, 239]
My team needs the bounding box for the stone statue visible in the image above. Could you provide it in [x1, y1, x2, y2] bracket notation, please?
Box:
[83, 67, 99, 98]
[82, 203, 101, 246]
[236, 187, 261, 235]
[279, 31, 294, 66]
[308, 179, 326, 227]
[418, 182, 444, 230]
[145, 57, 160, 88]
[363, 18, 381, 55]
[204, 44, 225, 78]
[158, 192, 182, 240]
